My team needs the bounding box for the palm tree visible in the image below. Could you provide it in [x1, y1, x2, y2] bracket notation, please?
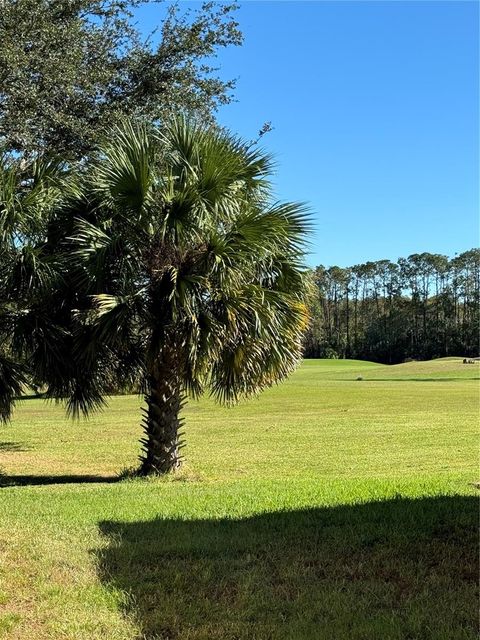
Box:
[0, 152, 65, 420]
[4, 118, 311, 475]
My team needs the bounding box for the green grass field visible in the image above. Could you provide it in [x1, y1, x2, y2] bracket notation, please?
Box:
[0, 358, 478, 639]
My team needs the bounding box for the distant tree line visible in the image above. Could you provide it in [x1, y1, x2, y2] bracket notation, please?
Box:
[304, 249, 480, 363]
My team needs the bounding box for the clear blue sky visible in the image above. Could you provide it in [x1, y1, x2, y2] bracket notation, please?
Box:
[136, 1, 479, 267]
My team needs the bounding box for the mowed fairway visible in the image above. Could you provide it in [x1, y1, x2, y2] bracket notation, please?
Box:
[0, 358, 478, 639]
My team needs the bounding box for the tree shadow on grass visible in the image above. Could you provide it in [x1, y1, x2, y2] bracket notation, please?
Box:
[0, 441, 30, 452]
[97, 495, 478, 640]
[0, 474, 120, 487]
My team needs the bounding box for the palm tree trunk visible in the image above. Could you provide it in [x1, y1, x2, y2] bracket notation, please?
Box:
[139, 352, 186, 475]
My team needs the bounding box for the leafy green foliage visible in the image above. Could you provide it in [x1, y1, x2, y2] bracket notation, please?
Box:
[0, 153, 68, 419]
[0, 0, 242, 157]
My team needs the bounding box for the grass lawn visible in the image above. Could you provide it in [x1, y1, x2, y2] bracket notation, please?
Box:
[0, 358, 478, 639]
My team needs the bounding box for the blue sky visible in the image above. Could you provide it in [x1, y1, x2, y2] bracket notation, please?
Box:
[136, 1, 478, 267]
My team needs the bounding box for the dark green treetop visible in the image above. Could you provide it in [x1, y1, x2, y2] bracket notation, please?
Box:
[0, 0, 242, 157]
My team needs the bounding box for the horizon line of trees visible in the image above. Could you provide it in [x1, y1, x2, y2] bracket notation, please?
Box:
[303, 249, 480, 364]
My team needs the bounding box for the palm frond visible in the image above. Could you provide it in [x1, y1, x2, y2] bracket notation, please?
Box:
[93, 119, 156, 221]
[0, 353, 27, 422]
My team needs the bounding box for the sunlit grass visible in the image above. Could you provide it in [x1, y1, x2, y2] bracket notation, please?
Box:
[0, 358, 477, 639]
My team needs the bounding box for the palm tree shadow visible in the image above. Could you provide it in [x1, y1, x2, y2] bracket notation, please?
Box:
[0, 474, 120, 487]
[97, 495, 478, 640]
[0, 441, 30, 452]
